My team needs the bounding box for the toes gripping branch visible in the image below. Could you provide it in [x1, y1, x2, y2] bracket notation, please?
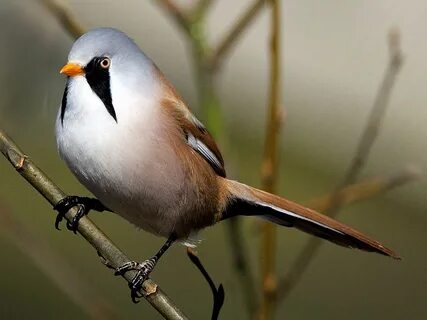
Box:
[115, 258, 158, 303]
[53, 196, 110, 232]
[114, 235, 176, 303]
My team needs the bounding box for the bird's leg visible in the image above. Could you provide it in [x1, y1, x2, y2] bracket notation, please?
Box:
[53, 196, 111, 232]
[115, 235, 176, 303]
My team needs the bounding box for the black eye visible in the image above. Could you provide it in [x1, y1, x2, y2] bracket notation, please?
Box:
[99, 57, 110, 69]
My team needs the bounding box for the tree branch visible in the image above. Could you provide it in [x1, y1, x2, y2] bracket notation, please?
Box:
[0, 129, 188, 320]
[209, 0, 266, 70]
[276, 167, 419, 301]
[338, 28, 404, 190]
[39, 0, 85, 39]
[258, 0, 282, 319]
[157, 0, 193, 36]
[308, 166, 420, 212]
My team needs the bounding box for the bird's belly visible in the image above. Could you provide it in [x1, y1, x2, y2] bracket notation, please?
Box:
[56, 105, 199, 238]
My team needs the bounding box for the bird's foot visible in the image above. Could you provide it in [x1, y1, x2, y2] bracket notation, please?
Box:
[53, 196, 94, 233]
[115, 258, 157, 303]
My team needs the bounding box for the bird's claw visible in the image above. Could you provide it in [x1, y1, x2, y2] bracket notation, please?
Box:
[53, 196, 89, 233]
[115, 258, 157, 303]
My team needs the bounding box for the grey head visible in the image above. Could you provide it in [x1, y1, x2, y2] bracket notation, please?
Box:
[68, 28, 150, 69]
[61, 28, 157, 123]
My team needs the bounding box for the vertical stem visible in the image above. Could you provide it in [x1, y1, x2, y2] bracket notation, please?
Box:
[196, 60, 223, 138]
[259, 0, 282, 319]
[190, 18, 223, 139]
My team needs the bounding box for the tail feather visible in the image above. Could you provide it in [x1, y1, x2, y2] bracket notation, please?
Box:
[223, 180, 400, 259]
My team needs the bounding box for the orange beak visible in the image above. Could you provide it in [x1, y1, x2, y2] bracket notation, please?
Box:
[60, 63, 84, 77]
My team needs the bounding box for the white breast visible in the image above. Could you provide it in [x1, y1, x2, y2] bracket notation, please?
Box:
[55, 75, 189, 237]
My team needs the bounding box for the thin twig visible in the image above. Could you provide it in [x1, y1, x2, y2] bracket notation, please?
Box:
[259, 1, 282, 319]
[0, 201, 119, 320]
[0, 130, 188, 320]
[157, 0, 193, 35]
[308, 166, 420, 212]
[209, 0, 266, 70]
[276, 167, 419, 301]
[276, 29, 405, 304]
[39, 0, 85, 39]
[339, 29, 404, 190]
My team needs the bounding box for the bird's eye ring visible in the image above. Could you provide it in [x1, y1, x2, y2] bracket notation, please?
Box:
[99, 57, 111, 69]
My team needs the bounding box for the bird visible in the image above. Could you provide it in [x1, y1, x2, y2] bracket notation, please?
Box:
[55, 27, 399, 300]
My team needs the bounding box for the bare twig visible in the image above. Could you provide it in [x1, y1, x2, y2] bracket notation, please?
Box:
[337, 28, 404, 190]
[209, 0, 266, 70]
[308, 166, 420, 212]
[157, 0, 193, 35]
[276, 29, 405, 305]
[259, 1, 282, 319]
[276, 167, 419, 301]
[0, 201, 119, 320]
[0, 130, 188, 320]
[39, 0, 85, 39]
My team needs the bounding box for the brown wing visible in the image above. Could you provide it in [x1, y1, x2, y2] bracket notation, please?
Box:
[180, 113, 226, 177]
[154, 65, 226, 177]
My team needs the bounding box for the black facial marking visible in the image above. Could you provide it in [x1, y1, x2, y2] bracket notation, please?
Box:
[60, 79, 69, 124]
[84, 57, 117, 122]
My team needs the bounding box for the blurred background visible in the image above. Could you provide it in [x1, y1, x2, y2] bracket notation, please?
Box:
[0, 0, 425, 319]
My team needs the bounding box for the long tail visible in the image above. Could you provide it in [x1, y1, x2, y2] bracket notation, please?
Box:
[222, 179, 399, 259]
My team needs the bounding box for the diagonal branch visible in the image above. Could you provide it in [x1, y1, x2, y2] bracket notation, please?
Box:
[0, 129, 188, 320]
[308, 166, 420, 213]
[157, 0, 193, 36]
[39, 0, 85, 39]
[208, 0, 266, 70]
[337, 28, 404, 190]
[276, 167, 420, 301]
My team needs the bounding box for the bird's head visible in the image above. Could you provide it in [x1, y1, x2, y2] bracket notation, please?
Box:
[59, 28, 158, 123]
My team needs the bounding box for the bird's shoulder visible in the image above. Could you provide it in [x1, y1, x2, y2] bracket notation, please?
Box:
[155, 68, 226, 177]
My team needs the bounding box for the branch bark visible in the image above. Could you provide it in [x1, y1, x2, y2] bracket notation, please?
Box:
[258, 1, 282, 319]
[0, 129, 188, 320]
